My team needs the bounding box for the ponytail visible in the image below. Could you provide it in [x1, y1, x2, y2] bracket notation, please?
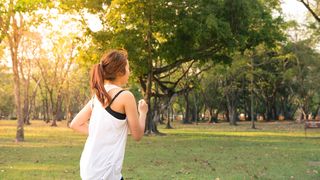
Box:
[90, 49, 128, 106]
[90, 64, 111, 106]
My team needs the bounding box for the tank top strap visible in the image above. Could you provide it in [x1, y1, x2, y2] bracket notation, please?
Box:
[107, 90, 125, 107]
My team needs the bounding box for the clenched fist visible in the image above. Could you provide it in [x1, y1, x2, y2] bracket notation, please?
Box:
[138, 99, 148, 114]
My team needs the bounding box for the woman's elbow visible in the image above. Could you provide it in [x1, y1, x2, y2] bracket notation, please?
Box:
[133, 137, 142, 142]
[131, 133, 144, 141]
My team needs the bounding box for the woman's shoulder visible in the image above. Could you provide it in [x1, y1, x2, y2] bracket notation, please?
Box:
[114, 89, 135, 104]
[119, 90, 134, 98]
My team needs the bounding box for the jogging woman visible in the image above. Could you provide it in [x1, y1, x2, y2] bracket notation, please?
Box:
[70, 49, 148, 180]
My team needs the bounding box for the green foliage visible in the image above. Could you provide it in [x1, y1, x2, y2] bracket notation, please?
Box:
[127, 79, 143, 100]
[198, 41, 312, 120]
[200, 64, 227, 112]
[77, 0, 286, 78]
[14, 0, 52, 12]
[283, 40, 320, 114]
[59, 0, 111, 12]
[0, 66, 14, 117]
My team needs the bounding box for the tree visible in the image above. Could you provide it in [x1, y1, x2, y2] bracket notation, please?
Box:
[201, 64, 227, 123]
[0, 0, 50, 141]
[18, 31, 42, 125]
[2, 0, 25, 141]
[35, 36, 78, 126]
[284, 40, 320, 120]
[62, 0, 286, 131]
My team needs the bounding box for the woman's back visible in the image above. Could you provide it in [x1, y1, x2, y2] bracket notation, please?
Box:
[80, 84, 128, 180]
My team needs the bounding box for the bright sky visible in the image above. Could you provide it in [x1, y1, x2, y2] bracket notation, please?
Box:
[281, 0, 308, 23]
[85, 13, 103, 32]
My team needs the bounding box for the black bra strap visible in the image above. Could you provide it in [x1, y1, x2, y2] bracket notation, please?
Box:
[108, 90, 125, 107]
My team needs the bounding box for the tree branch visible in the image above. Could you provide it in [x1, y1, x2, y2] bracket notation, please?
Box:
[153, 60, 196, 93]
[299, 0, 320, 23]
[151, 86, 192, 98]
[152, 58, 194, 75]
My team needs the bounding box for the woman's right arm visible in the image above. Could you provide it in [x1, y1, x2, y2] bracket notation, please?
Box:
[123, 91, 148, 141]
[70, 100, 92, 134]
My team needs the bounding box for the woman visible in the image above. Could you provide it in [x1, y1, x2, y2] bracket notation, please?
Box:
[70, 49, 148, 180]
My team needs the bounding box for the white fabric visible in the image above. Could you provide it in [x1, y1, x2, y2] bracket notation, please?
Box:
[80, 84, 128, 180]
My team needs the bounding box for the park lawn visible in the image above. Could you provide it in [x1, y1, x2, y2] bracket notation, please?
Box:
[0, 120, 319, 180]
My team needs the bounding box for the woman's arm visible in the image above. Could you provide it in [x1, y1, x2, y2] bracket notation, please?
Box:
[123, 91, 148, 141]
[70, 100, 92, 134]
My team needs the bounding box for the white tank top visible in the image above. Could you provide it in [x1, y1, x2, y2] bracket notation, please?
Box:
[80, 84, 128, 180]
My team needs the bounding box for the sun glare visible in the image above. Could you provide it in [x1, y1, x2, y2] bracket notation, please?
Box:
[84, 13, 103, 32]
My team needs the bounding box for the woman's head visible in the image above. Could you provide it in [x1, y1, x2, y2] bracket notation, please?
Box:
[90, 49, 129, 105]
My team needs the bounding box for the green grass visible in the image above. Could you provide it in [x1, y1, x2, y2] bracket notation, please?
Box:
[0, 120, 320, 180]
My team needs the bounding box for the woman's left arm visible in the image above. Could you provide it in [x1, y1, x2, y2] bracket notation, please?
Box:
[70, 101, 92, 134]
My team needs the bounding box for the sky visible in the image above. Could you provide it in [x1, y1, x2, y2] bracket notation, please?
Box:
[85, 13, 103, 32]
[281, 0, 308, 23]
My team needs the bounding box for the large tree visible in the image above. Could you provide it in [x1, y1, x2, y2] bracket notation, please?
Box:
[61, 0, 285, 131]
[0, 0, 52, 141]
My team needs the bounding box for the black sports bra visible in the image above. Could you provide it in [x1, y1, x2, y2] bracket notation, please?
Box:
[105, 90, 126, 120]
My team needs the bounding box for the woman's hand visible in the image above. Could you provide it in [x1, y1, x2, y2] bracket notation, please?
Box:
[124, 93, 148, 141]
[138, 99, 148, 115]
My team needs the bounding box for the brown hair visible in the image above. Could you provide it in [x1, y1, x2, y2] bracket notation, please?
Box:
[90, 49, 128, 106]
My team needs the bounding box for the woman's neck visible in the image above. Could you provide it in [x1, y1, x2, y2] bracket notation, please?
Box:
[104, 80, 122, 87]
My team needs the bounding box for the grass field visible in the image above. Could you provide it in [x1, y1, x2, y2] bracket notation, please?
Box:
[0, 120, 320, 180]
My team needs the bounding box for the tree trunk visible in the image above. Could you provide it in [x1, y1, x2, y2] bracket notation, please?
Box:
[250, 86, 255, 128]
[48, 90, 57, 126]
[215, 110, 219, 123]
[65, 80, 72, 126]
[145, 71, 156, 133]
[272, 99, 277, 120]
[226, 93, 237, 125]
[21, 71, 32, 125]
[166, 105, 173, 129]
[265, 100, 272, 121]
[209, 109, 219, 123]
[208, 108, 213, 123]
[183, 91, 191, 124]
[191, 106, 197, 123]
[12, 47, 24, 141]
[143, 1, 160, 134]
[55, 93, 64, 121]
[27, 78, 41, 121]
[314, 104, 320, 119]
[43, 98, 49, 122]
[20, 56, 32, 125]
[228, 106, 237, 125]
[7, 8, 24, 142]
[225, 103, 230, 122]
[152, 96, 161, 124]
[44, 92, 50, 123]
[23, 85, 30, 125]
[192, 92, 199, 124]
